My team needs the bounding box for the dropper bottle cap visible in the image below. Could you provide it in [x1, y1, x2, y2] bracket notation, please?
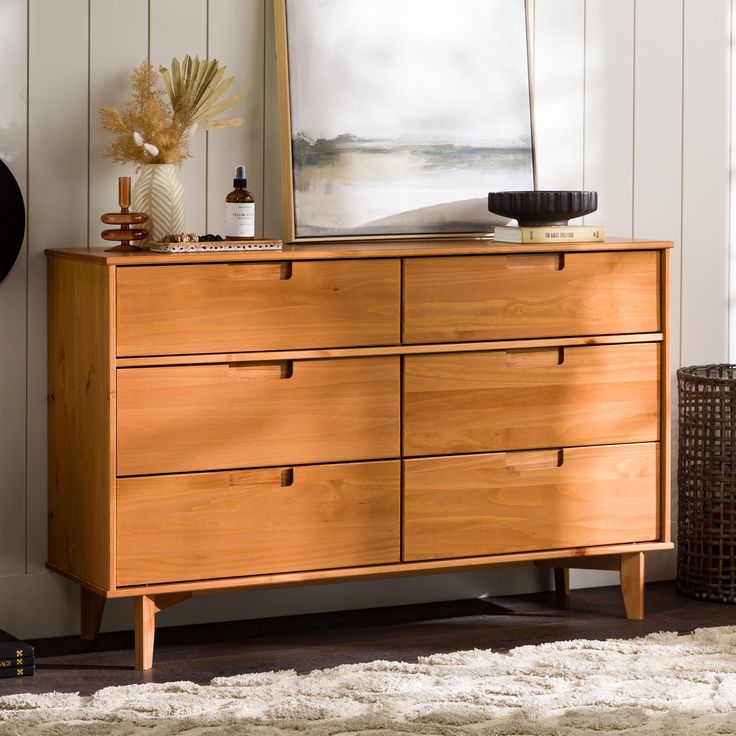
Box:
[234, 165, 247, 187]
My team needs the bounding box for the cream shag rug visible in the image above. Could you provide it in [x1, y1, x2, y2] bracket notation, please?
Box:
[3, 627, 736, 735]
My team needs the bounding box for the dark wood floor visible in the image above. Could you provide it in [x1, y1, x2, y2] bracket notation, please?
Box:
[1, 581, 733, 696]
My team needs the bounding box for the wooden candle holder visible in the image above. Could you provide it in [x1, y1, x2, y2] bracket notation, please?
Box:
[102, 177, 149, 252]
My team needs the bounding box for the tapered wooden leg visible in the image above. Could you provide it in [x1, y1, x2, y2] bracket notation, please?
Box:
[620, 552, 645, 620]
[553, 567, 570, 597]
[135, 595, 156, 670]
[80, 588, 106, 640]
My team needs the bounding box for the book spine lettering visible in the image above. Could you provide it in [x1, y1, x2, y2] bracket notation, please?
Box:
[494, 225, 604, 243]
[526, 228, 603, 241]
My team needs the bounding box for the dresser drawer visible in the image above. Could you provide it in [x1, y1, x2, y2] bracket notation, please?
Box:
[404, 342, 659, 456]
[404, 443, 659, 561]
[116, 259, 400, 356]
[403, 251, 659, 343]
[116, 460, 400, 586]
[117, 357, 399, 475]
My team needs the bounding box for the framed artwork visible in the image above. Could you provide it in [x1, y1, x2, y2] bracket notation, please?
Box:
[275, 0, 535, 243]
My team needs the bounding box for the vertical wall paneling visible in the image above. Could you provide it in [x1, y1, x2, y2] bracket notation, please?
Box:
[207, 0, 265, 237]
[583, 0, 635, 236]
[0, 0, 28, 576]
[531, 0, 585, 194]
[149, 0, 208, 237]
[263, 0, 282, 238]
[88, 0, 149, 249]
[681, 0, 731, 365]
[633, 0, 683, 578]
[27, 0, 90, 571]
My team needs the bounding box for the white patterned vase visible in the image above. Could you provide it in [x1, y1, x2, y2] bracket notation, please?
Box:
[132, 163, 185, 244]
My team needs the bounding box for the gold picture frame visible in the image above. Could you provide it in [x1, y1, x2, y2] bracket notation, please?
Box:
[275, 0, 536, 243]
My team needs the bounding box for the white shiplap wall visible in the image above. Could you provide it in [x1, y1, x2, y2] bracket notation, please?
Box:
[0, 0, 727, 638]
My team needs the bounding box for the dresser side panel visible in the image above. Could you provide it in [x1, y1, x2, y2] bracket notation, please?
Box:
[47, 256, 114, 590]
[660, 248, 672, 542]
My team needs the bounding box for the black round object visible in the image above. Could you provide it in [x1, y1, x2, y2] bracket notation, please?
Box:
[0, 159, 25, 285]
[487, 190, 598, 226]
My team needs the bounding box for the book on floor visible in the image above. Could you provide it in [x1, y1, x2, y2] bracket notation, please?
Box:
[0, 655, 33, 668]
[0, 630, 34, 660]
[0, 666, 34, 679]
[493, 224, 605, 243]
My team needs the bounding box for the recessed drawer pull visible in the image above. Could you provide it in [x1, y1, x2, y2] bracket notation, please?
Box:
[505, 449, 564, 471]
[505, 253, 565, 272]
[227, 360, 294, 379]
[226, 262, 293, 281]
[227, 467, 294, 488]
[505, 347, 564, 368]
[227, 467, 293, 488]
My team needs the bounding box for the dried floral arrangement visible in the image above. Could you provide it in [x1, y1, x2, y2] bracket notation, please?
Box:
[100, 55, 244, 167]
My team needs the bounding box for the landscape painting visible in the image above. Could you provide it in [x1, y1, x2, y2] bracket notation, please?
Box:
[279, 0, 534, 241]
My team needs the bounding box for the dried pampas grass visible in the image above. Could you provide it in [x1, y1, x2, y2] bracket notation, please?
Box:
[100, 56, 244, 168]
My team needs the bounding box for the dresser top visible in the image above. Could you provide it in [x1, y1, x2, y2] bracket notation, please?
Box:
[46, 237, 673, 265]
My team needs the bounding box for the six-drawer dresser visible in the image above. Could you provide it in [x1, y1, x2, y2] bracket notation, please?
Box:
[46, 238, 673, 669]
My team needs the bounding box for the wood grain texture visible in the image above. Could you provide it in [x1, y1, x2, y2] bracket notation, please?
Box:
[274, 0, 295, 241]
[47, 257, 114, 590]
[263, 0, 283, 239]
[80, 588, 105, 640]
[102, 541, 674, 598]
[45, 239, 674, 265]
[116, 461, 400, 586]
[537, 555, 622, 572]
[134, 595, 156, 670]
[114, 333, 663, 368]
[44, 239, 672, 656]
[620, 551, 645, 619]
[403, 443, 659, 562]
[403, 251, 660, 344]
[117, 357, 400, 475]
[660, 249, 672, 543]
[116, 259, 400, 356]
[152, 592, 192, 612]
[554, 567, 570, 596]
[404, 342, 660, 456]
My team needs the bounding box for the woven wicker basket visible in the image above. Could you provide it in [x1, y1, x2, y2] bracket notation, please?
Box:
[677, 364, 736, 602]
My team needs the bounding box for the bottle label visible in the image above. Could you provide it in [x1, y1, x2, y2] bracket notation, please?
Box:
[225, 202, 255, 238]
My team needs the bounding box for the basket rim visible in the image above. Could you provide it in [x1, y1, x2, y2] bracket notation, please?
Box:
[678, 364, 736, 383]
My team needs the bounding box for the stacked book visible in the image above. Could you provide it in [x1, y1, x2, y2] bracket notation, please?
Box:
[493, 224, 604, 243]
[0, 630, 34, 678]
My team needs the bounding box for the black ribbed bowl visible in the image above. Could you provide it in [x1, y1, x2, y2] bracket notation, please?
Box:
[487, 190, 598, 226]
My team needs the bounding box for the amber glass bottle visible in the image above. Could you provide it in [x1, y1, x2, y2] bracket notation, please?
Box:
[224, 165, 255, 240]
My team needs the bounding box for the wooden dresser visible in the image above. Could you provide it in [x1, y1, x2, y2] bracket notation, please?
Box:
[46, 238, 673, 669]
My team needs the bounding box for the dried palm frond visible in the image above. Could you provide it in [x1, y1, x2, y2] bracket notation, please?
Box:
[99, 55, 243, 168]
[160, 55, 245, 132]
